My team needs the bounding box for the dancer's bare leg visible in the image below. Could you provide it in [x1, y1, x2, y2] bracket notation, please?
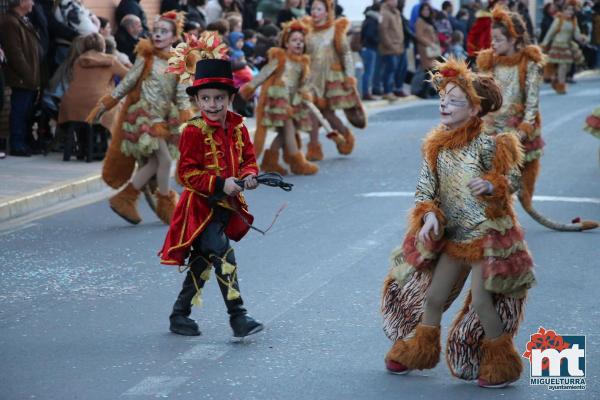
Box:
[422, 253, 469, 327]
[282, 120, 299, 154]
[470, 263, 504, 339]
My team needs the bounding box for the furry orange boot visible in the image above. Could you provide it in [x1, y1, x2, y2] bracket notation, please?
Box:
[306, 141, 324, 161]
[109, 183, 142, 224]
[261, 149, 288, 175]
[155, 190, 179, 225]
[336, 129, 355, 155]
[288, 152, 319, 175]
[477, 334, 523, 388]
[385, 324, 441, 371]
[555, 82, 567, 94]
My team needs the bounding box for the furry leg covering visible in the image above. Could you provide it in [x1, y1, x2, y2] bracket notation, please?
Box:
[336, 128, 355, 155]
[288, 152, 319, 175]
[109, 183, 142, 224]
[445, 292, 526, 381]
[386, 325, 441, 370]
[306, 142, 324, 161]
[155, 190, 179, 225]
[478, 334, 523, 385]
[261, 149, 289, 175]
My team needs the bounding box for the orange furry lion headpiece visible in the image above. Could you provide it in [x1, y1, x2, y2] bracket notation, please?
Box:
[430, 57, 481, 108]
[280, 19, 312, 48]
[492, 5, 518, 38]
[157, 10, 185, 38]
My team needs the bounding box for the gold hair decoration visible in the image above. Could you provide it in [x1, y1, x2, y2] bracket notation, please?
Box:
[280, 18, 312, 47]
[429, 57, 481, 107]
[157, 10, 185, 38]
[492, 5, 518, 38]
[166, 31, 229, 84]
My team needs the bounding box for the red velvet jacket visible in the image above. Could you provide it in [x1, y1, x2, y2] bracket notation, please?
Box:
[159, 111, 259, 266]
[467, 11, 492, 57]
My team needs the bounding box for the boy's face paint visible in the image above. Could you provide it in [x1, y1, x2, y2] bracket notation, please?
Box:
[438, 83, 478, 130]
[195, 88, 232, 123]
[286, 31, 305, 55]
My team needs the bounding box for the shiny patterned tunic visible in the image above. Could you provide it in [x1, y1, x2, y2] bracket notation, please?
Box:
[244, 48, 312, 131]
[304, 17, 359, 110]
[396, 118, 535, 298]
[541, 16, 585, 65]
[111, 49, 191, 160]
[478, 47, 544, 163]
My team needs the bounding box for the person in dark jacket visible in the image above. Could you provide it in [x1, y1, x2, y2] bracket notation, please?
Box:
[360, 3, 380, 100]
[0, 0, 42, 156]
[116, 0, 149, 35]
[37, 0, 78, 75]
[116, 14, 143, 63]
[276, 0, 307, 27]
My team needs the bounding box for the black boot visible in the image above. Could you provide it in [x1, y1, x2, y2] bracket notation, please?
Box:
[169, 259, 208, 336]
[214, 256, 264, 338]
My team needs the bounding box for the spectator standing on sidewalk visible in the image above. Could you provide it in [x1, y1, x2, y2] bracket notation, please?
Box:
[116, 0, 149, 35]
[0, 0, 41, 157]
[360, 2, 380, 100]
[116, 14, 144, 63]
[205, 0, 244, 26]
[276, 0, 306, 27]
[413, 2, 440, 98]
[379, 0, 405, 102]
[58, 33, 129, 135]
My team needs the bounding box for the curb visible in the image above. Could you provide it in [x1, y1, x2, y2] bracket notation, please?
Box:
[0, 172, 105, 222]
[0, 95, 419, 224]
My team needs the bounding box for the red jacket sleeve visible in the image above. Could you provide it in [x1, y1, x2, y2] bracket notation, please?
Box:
[238, 125, 259, 179]
[177, 126, 218, 195]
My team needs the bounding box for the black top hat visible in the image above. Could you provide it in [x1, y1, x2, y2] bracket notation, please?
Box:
[185, 59, 238, 96]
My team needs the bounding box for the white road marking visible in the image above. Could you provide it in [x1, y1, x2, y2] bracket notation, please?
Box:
[176, 344, 229, 361]
[357, 192, 600, 204]
[122, 376, 189, 397]
[0, 222, 38, 236]
[543, 107, 596, 136]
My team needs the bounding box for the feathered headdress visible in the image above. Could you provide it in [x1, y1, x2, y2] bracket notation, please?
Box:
[492, 5, 518, 38]
[156, 11, 185, 38]
[280, 19, 312, 48]
[167, 31, 229, 85]
[429, 57, 481, 107]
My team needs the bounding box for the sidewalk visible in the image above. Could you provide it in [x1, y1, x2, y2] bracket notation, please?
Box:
[0, 97, 412, 223]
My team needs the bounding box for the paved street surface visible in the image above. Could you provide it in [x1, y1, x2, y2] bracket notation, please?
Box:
[1, 79, 599, 399]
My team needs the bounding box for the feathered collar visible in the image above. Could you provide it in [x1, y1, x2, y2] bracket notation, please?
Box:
[495, 45, 544, 66]
[477, 45, 544, 71]
[424, 118, 483, 170]
[135, 39, 172, 60]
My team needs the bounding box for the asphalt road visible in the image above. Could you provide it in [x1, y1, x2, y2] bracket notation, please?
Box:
[1, 79, 599, 400]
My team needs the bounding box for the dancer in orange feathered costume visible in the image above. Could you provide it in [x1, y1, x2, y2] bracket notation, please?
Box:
[88, 11, 194, 225]
[301, 0, 366, 161]
[239, 19, 329, 175]
[382, 58, 535, 388]
[477, 6, 597, 231]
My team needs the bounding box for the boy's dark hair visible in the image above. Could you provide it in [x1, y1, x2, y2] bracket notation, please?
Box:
[441, 1, 453, 11]
[184, 21, 202, 33]
[243, 29, 256, 40]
